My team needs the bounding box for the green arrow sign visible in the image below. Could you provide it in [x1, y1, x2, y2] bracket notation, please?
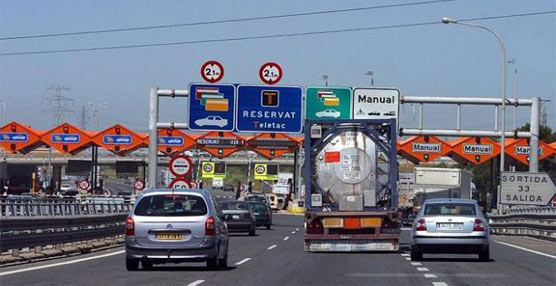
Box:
[305, 87, 352, 120]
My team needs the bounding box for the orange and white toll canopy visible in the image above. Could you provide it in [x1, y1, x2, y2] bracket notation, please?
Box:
[196, 131, 245, 158]
[92, 124, 145, 155]
[398, 136, 452, 163]
[0, 121, 43, 154]
[41, 122, 92, 154]
[449, 137, 501, 165]
[505, 138, 555, 165]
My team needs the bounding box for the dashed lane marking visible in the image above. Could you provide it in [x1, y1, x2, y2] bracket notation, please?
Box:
[411, 262, 422, 266]
[267, 245, 277, 250]
[186, 280, 205, 286]
[424, 274, 438, 278]
[494, 240, 556, 259]
[432, 282, 448, 286]
[405, 258, 411, 261]
[296, 228, 299, 231]
[401, 253, 410, 257]
[291, 231, 296, 234]
[235, 258, 252, 266]
[0, 250, 125, 277]
[283, 236, 290, 241]
[417, 267, 429, 272]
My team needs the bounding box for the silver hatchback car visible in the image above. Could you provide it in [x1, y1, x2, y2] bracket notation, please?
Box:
[125, 189, 229, 270]
[410, 198, 489, 261]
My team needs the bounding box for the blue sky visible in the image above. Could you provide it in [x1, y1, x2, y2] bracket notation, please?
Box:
[0, 0, 554, 133]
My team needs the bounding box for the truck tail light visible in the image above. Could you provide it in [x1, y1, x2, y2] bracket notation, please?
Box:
[126, 217, 134, 236]
[205, 216, 216, 236]
[306, 218, 324, 234]
[416, 218, 427, 231]
[473, 219, 485, 232]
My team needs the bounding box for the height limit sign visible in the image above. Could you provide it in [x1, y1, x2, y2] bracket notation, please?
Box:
[259, 62, 282, 85]
[201, 60, 224, 83]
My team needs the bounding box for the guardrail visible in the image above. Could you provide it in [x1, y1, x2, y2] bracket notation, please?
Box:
[0, 196, 133, 217]
[489, 207, 556, 242]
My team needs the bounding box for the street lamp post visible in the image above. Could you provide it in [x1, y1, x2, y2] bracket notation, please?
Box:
[321, 75, 328, 87]
[442, 17, 507, 211]
[364, 71, 375, 86]
[507, 59, 518, 130]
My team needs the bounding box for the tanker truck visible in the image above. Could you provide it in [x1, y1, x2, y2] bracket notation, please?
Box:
[304, 119, 401, 252]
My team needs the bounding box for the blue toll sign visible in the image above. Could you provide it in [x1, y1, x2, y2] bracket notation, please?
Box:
[103, 135, 132, 145]
[0, 132, 29, 142]
[236, 85, 303, 133]
[51, 134, 81, 144]
[189, 84, 235, 131]
[158, 136, 184, 146]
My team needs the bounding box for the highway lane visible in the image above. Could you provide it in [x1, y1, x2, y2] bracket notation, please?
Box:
[1, 214, 555, 286]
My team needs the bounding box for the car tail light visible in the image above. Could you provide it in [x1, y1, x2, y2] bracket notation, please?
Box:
[126, 217, 134, 236]
[415, 218, 427, 231]
[473, 219, 485, 231]
[205, 216, 216, 236]
[306, 219, 324, 234]
[244, 213, 252, 220]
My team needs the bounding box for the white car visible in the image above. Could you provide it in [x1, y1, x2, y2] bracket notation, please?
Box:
[194, 116, 228, 127]
[315, 109, 341, 118]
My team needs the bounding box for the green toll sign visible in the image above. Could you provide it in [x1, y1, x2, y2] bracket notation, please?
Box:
[305, 87, 352, 120]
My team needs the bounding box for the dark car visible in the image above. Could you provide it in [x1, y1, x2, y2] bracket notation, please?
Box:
[219, 201, 256, 236]
[247, 201, 272, 230]
[223, 185, 234, 192]
[244, 194, 270, 207]
[402, 214, 417, 226]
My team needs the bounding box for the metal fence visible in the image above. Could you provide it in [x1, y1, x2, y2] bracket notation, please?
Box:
[489, 207, 556, 242]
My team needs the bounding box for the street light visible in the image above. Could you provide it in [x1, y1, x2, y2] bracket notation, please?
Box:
[321, 75, 328, 87]
[364, 71, 375, 86]
[507, 59, 518, 130]
[442, 16, 507, 210]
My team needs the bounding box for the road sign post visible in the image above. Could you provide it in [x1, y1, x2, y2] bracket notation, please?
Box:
[500, 172, 556, 206]
[306, 87, 352, 120]
[189, 84, 236, 131]
[236, 85, 303, 133]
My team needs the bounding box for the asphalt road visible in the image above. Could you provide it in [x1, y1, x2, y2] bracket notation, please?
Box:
[1, 213, 555, 286]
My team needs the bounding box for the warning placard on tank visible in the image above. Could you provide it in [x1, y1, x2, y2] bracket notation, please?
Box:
[343, 155, 360, 165]
[342, 154, 361, 180]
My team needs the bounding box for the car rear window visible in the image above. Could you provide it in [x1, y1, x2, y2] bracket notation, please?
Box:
[219, 201, 249, 210]
[249, 203, 267, 211]
[424, 203, 476, 216]
[134, 194, 207, 216]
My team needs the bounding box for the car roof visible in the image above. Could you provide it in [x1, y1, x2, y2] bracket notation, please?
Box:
[139, 188, 212, 201]
[423, 198, 478, 204]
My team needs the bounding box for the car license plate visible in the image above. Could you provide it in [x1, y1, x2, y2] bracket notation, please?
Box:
[156, 232, 185, 240]
[437, 223, 464, 230]
[232, 215, 240, 220]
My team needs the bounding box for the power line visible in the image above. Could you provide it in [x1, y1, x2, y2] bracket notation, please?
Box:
[0, 0, 460, 41]
[1, 11, 554, 56]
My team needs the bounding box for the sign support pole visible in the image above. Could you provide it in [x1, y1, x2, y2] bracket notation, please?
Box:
[529, 97, 540, 172]
[148, 87, 159, 188]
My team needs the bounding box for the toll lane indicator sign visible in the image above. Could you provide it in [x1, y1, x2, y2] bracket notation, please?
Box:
[189, 84, 235, 131]
[352, 88, 400, 121]
[236, 85, 303, 133]
[306, 87, 351, 120]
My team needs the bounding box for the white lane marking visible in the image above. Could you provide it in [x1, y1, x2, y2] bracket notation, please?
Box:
[405, 257, 411, 261]
[187, 280, 205, 286]
[0, 250, 125, 277]
[417, 267, 429, 272]
[296, 228, 299, 231]
[267, 245, 277, 250]
[235, 258, 252, 265]
[424, 274, 438, 278]
[401, 253, 410, 257]
[494, 240, 556, 259]
[411, 262, 422, 266]
[432, 282, 448, 286]
[291, 231, 296, 234]
[283, 236, 290, 241]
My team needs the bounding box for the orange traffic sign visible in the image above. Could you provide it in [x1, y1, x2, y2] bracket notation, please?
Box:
[398, 136, 452, 163]
[450, 137, 501, 165]
[41, 122, 92, 154]
[0, 121, 43, 154]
